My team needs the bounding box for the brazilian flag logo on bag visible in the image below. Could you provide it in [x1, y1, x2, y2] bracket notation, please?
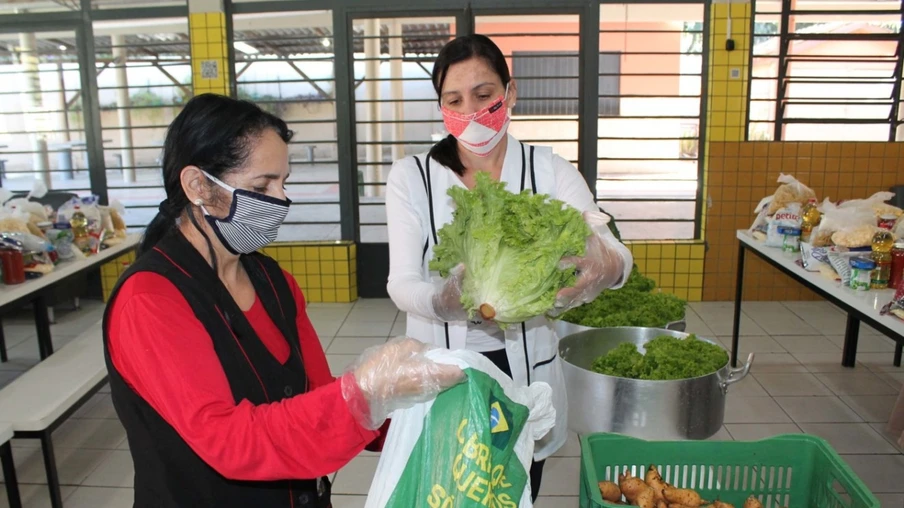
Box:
[489, 396, 513, 450]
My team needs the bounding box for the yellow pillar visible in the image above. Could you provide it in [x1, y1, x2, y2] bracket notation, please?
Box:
[700, 0, 752, 238]
[189, 0, 229, 96]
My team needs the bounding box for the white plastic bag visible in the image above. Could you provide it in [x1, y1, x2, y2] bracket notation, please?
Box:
[765, 203, 802, 248]
[810, 199, 876, 247]
[365, 349, 555, 508]
[839, 191, 900, 218]
[766, 173, 816, 215]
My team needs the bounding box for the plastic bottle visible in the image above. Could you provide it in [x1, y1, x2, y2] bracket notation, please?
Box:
[800, 198, 821, 244]
[871, 229, 894, 289]
[70, 206, 90, 253]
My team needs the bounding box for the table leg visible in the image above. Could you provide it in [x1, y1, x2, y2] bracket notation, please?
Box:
[894, 341, 902, 368]
[1, 441, 21, 508]
[731, 242, 746, 368]
[842, 314, 860, 368]
[33, 296, 54, 360]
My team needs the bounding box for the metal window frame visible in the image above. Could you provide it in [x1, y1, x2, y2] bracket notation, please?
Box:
[0, 0, 711, 241]
[750, 0, 904, 141]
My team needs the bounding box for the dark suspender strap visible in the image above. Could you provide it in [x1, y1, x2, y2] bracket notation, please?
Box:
[521, 322, 531, 384]
[519, 142, 527, 193]
[413, 156, 432, 261]
[529, 145, 537, 195]
[415, 156, 452, 349]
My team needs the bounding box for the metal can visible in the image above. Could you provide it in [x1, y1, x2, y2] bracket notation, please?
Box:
[778, 226, 801, 253]
[850, 258, 876, 291]
[890, 242, 904, 290]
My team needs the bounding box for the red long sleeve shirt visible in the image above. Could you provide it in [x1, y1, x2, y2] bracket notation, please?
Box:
[107, 269, 383, 482]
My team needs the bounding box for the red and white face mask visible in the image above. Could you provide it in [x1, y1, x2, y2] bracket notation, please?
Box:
[441, 85, 511, 157]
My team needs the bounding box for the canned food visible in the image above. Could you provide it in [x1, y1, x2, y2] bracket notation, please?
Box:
[778, 226, 802, 253]
[850, 258, 876, 291]
[880, 215, 898, 230]
[891, 242, 904, 290]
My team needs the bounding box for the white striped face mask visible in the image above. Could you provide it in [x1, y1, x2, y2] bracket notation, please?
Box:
[200, 171, 291, 255]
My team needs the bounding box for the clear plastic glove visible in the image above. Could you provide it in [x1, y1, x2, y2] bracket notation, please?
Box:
[341, 337, 465, 430]
[431, 263, 469, 322]
[551, 211, 626, 315]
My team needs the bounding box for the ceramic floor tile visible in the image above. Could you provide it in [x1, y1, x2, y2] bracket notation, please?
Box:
[870, 423, 904, 453]
[346, 307, 398, 324]
[740, 302, 819, 336]
[798, 423, 899, 454]
[724, 376, 768, 398]
[333, 456, 380, 495]
[791, 353, 865, 373]
[352, 299, 400, 311]
[782, 301, 846, 333]
[879, 372, 904, 390]
[64, 487, 134, 508]
[683, 308, 715, 338]
[840, 395, 900, 423]
[330, 495, 367, 508]
[774, 396, 863, 423]
[0, 484, 76, 508]
[326, 354, 358, 376]
[840, 454, 904, 493]
[536, 457, 579, 497]
[724, 423, 802, 441]
[390, 320, 406, 338]
[701, 316, 766, 337]
[873, 494, 904, 508]
[815, 372, 899, 396]
[54, 418, 126, 450]
[15, 447, 110, 486]
[706, 426, 733, 441]
[535, 496, 579, 508]
[717, 336, 787, 354]
[746, 353, 809, 374]
[336, 321, 393, 338]
[826, 334, 897, 353]
[853, 352, 904, 372]
[723, 396, 792, 424]
[310, 320, 343, 340]
[752, 373, 833, 397]
[71, 394, 105, 419]
[552, 432, 581, 457]
[82, 451, 134, 488]
[773, 335, 840, 353]
[327, 336, 388, 355]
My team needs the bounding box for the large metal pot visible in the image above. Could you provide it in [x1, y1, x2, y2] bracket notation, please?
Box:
[553, 315, 686, 339]
[558, 327, 754, 440]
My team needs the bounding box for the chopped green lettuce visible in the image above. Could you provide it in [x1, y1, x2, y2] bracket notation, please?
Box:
[590, 334, 728, 380]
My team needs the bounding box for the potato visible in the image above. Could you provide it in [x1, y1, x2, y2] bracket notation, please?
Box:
[743, 497, 763, 508]
[645, 465, 669, 501]
[635, 488, 656, 508]
[657, 501, 668, 508]
[598, 480, 622, 502]
[668, 505, 699, 508]
[663, 487, 704, 506]
[712, 502, 735, 508]
[618, 472, 649, 502]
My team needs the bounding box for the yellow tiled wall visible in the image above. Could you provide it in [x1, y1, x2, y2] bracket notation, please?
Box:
[625, 241, 706, 301]
[260, 242, 357, 303]
[101, 242, 357, 303]
[189, 12, 230, 96]
[101, 250, 137, 301]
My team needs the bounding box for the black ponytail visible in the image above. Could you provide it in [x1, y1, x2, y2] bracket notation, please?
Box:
[429, 34, 511, 176]
[138, 93, 293, 259]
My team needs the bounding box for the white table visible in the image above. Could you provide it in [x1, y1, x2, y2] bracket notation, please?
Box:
[733, 230, 904, 368]
[0, 234, 139, 361]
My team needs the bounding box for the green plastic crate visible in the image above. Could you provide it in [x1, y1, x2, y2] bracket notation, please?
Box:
[579, 433, 878, 508]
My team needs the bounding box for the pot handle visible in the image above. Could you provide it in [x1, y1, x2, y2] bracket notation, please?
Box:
[720, 353, 755, 394]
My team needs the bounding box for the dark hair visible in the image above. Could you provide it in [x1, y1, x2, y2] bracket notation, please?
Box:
[139, 93, 293, 267]
[428, 34, 511, 176]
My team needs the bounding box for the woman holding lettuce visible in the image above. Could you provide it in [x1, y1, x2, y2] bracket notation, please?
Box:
[385, 34, 633, 500]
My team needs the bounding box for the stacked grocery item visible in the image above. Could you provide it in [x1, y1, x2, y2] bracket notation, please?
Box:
[749, 174, 904, 294]
[0, 184, 128, 285]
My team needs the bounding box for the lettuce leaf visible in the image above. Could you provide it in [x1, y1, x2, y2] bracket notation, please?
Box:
[429, 172, 590, 327]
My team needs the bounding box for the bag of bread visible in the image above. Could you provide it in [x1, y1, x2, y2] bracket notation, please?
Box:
[767, 174, 817, 215]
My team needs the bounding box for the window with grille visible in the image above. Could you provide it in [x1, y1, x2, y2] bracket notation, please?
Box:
[750, 0, 904, 141]
[511, 51, 621, 116]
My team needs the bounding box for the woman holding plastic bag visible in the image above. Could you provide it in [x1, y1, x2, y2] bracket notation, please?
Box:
[385, 34, 633, 500]
[104, 94, 464, 507]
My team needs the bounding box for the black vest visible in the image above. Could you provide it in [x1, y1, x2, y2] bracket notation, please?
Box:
[102, 232, 330, 508]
